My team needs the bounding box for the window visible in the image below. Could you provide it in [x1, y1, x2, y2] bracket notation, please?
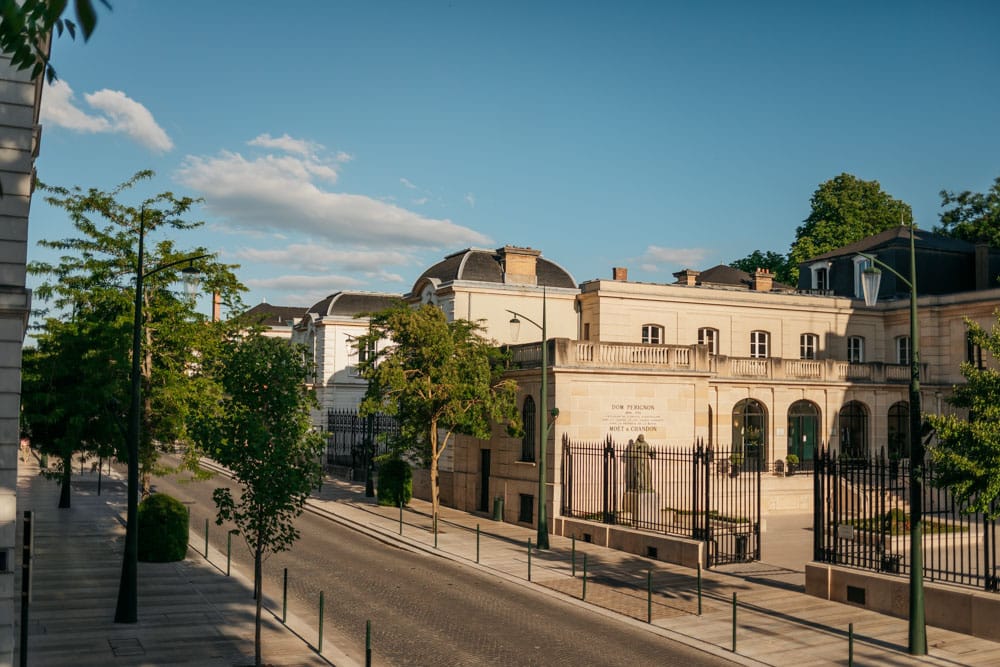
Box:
[520, 397, 536, 462]
[518, 494, 534, 523]
[641, 324, 663, 344]
[800, 333, 818, 360]
[896, 336, 911, 365]
[853, 256, 873, 299]
[887, 402, 909, 460]
[967, 332, 984, 369]
[847, 336, 864, 363]
[749, 330, 769, 358]
[809, 262, 831, 292]
[698, 327, 719, 355]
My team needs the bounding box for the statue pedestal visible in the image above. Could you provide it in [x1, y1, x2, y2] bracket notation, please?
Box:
[622, 490, 659, 525]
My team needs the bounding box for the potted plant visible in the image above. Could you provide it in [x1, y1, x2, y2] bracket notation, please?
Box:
[729, 453, 744, 477]
[785, 453, 799, 476]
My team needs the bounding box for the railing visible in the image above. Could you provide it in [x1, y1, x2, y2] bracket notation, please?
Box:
[325, 409, 399, 471]
[815, 448, 999, 592]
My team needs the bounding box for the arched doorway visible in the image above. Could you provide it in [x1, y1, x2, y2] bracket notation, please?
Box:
[732, 399, 767, 465]
[887, 401, 909, 460]
[838, 401, 869, 460]
[787, 400, 820, 467]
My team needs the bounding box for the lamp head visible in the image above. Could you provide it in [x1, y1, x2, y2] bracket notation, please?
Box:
[509, 314, 521, 341]
[861, 265, 882, 307]
[181, 264, 202, 299]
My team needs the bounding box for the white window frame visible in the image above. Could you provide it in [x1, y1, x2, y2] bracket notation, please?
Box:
[698, 327, 719, 355]
[641, 324, 664, 345]
[750, 330, 769, 359]
[351, 336, 377, 377]
[853, 255, 873, 300]
[809, 261, 831, 292]
[800, 333, 818, 360]
[847, 336, 865, 364]
[896, 336, 911, 365]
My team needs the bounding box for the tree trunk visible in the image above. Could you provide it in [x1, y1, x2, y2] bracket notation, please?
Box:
[58, 455, 71, 508]
[254, 540, 263, 667]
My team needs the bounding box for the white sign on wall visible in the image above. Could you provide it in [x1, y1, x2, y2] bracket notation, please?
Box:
[601, 401, 665, 438]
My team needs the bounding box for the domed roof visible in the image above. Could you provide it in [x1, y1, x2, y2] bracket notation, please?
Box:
[307, 291, 401, 317]
[413, 246, 576, 292]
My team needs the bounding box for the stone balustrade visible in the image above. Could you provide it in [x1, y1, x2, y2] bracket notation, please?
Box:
[505, 339, 927, 384]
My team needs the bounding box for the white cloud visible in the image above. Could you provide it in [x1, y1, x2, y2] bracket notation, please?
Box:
[638, 245, 709, 270]
[335, 151, 353, 163]
[400, 177, 417, 189]
[232, 244, 411, 274]
[465, 193, 476, 208]
[176, 141, 491, 249]
[412, 197, 428, 205]
[249, 133, 320, 157]
[41, 80, 173, 153]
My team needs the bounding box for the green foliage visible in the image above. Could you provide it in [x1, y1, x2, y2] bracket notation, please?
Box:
[191, 331, 324, 665]
[29, 170, 245, 492]
[0, 0, 109, 82]
[137, 493, 190, 562]
[729, 250, 792, 285]
[927, 316, 1000, 517]
[935, 176, 1000, 247]
[376, 457, 413, 506]
[787, 173, 912, 284]
[785, 453, 799, 465]
[359, 304, 519, 518]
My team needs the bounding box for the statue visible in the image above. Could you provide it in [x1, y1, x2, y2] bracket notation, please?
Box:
[624, 433, 654, 492]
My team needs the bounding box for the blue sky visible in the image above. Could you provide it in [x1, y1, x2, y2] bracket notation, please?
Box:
[30, 1, 1000, 312]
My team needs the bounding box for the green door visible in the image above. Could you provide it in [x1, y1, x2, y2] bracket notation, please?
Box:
[788, 401, 819, 463]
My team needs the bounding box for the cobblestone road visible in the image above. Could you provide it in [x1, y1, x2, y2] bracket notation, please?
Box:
[151, 459, 734, 667]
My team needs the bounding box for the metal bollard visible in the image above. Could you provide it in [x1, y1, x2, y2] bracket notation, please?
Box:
[476, 524, 480, 564]
[282, 568, 288, 623]
[399, 500, 403, 535]
[582, 553, 588, 600]
[571, 536, 576, 577]
[647, 569, 652, 623]
[528, 537, 532, 581]
[732, 592, 737, 652]
[434, 513, 438, 549]
[204, 518, 209, 559]
[849, 622, 854, 666]
[318, 591, 325, 652]
[226, 531, 232, 576]
[697, 562, 703, 616]
[366, 619, 372, 667]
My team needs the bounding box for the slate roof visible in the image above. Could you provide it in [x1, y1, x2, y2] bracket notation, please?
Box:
[240, 303, 308, 327]
[805, 225, 973, 262]
[414, 248, 576, 289]
[695, 264, 796, 291]
[307, 291, 401, 317]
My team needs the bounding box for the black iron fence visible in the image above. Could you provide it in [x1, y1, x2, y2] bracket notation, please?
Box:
[561, 435, 761, 566]
[814, 447, 999, 592]
[325, 409, 399, 477]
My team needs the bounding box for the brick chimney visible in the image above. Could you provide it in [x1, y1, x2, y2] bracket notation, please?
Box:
[672, 269, 700, 286]
[752, 268, 773, 292]
[612, 266, 628, 281]
[498, 246, 540, 286]
[212, 292, 222, 322]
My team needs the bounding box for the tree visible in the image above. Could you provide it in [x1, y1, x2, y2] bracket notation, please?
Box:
[0, 0, 109, 82]
[935, 176, 1000, 247]
[359, 304, 520, 522]
[729, 250, 792, 285]
[926, 316, 1000, 517]
[30, 170, 245, 493]
[787, 173, 912, 284]
[191, 332, 324, 667]
[20, 304, 123, 507]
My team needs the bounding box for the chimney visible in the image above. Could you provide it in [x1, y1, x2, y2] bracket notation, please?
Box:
[975, 243, 989, 290]
[212, 292, 222, 322]
[612, 266, 628, 281]
[672, 269, 700, 286]
[498, 246, 541, 286]
[752, 268, 773, 292]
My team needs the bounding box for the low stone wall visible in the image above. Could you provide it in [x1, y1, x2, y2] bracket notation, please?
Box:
[805, 563, 1000, 641]
[554, 517, 704, 569]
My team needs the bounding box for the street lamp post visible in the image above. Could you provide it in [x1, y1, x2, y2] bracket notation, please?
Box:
[859, 221, 926, 655]
[507, 288, 556, 550]
[114, 209, 206, 623]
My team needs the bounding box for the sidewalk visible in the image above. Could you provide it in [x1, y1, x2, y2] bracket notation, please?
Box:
[305, 475, 1000, 667]
[15, 458, 340, 667]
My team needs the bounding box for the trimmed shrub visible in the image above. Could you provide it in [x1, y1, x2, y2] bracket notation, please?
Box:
[377, 458, 412, 507]
[138, 493, 190, 562]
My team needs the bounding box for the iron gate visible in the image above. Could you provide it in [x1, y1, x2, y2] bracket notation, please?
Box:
[561, 436, 761, 567]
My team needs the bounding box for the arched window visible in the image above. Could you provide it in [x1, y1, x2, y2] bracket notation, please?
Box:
[888, 401, 909, 460]
[698, 327, 719, 355]
[732, 399, 767, 464]
[520, 396, 536, 462]
[838, 401, 869, 460]
[642, 324, 664, 344]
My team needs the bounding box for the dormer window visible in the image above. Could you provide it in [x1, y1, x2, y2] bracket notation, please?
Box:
[853, 256, 873, 300]
[809, 262, 831, 292]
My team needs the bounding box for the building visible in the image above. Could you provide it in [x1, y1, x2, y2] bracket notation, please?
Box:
[0, 49, 45, 662]
[238, 301, 308, 339]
